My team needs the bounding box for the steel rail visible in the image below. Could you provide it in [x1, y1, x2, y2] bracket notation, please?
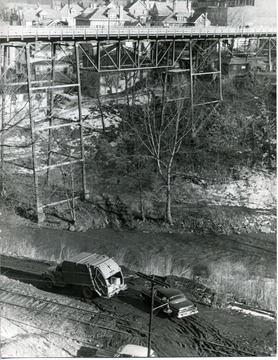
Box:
[0, 26, 276, 43]
[0, 287, 98, 316]
[0, 288, 130, 335]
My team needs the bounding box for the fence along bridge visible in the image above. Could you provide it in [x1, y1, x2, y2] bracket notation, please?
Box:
[0, 26, 276, 223]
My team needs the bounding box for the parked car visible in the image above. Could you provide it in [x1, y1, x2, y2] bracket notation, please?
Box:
[115, 344, 157, 357]
[141, 286, 198, 318]
[96, 344, 157, 358]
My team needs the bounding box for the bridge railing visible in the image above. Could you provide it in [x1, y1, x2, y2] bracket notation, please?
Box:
[0, 25, 277, 41]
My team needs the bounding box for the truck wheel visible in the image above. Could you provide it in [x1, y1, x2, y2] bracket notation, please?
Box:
[44, 278, 54, 290]
[82, 286, 93, 299]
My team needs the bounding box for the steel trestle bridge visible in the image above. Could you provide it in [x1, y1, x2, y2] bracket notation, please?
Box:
[0, 26, 276, 42]
[0, 26, 276, 223]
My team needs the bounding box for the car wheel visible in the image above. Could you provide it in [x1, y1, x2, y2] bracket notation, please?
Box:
[82, 286, 93, 299]
[44, 277, 54, 290]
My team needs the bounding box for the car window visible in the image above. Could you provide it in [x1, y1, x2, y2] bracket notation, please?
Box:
[156, 291, 168, 301]
[156, 291, 165, 298]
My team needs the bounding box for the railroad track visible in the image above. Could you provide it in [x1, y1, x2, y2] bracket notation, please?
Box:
[0, 287, 99, 323]
[0, 271, 261, 357]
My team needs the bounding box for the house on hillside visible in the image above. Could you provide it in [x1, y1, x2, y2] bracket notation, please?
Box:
[125, 0, 148, 23]
[221, 55, 250, 77]
[148, 2, 172, 25]
[148, 0, 194, 27]
[60, 3, 83, 26]
[21, 6, 63, 26]
[78, 0, 103, 9]
[186, 12, 211, 26]
[75, 2, 135, 28]
[35, 6, 62, 23]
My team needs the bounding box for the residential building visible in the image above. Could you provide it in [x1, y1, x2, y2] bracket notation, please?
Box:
[60, 3, 83, 26]
[221, 55, 250, 76]
[19, 5, 63, 26]
[125, 0, 148, 23]
[148, 0, 196, 27]
[186, 12, 211, 26]
[75, 1, 135, 28]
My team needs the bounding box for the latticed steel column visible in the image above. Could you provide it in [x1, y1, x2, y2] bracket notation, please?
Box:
[189, 38, 223, 137]
[0, 45, 7, 195]
[25, 43, 45, 223]
[75, 42, 89, 201]
[46, 42, 56, 185]
[189, 40, 194, 135]
[218, 39, 223, 101]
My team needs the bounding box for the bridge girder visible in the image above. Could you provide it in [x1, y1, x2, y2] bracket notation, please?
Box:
[0, 34, 276, 222]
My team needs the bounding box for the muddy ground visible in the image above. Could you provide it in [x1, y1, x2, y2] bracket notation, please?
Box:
[0, 254, 276, 358]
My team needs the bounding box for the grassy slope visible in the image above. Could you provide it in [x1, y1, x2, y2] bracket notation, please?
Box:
[1, 204, 276, 310]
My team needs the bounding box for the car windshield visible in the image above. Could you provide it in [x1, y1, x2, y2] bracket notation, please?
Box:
[169, 294, 186, 303]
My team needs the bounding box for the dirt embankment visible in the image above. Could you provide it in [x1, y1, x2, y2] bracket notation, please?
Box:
[6, 167, 276, 236]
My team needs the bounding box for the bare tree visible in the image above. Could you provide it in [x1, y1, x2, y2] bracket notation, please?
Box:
[125, 71, 195, 225]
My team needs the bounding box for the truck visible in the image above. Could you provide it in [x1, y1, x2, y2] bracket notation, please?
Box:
[42, 252, 127, 299]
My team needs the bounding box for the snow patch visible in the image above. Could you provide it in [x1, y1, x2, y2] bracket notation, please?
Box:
[227, 305, 275, 321]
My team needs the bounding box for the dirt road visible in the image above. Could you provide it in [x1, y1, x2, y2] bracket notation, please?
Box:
[1, 255, 276, 357]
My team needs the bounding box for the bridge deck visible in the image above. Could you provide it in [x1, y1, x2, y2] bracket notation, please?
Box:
[0, 26, 276, 43]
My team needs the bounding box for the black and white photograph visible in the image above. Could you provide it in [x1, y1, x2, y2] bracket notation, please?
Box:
[0, 0, 276, 357]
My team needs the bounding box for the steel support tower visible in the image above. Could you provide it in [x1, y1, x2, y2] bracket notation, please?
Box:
[0, 30, 276, 223]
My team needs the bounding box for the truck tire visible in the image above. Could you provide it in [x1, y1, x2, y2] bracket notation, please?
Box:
[82, 286, 93, 299]
[44, 277, 54, 290]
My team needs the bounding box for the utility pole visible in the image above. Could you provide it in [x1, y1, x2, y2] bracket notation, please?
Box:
[147, 276, 155, 357]
[136, 272, 171, 357]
